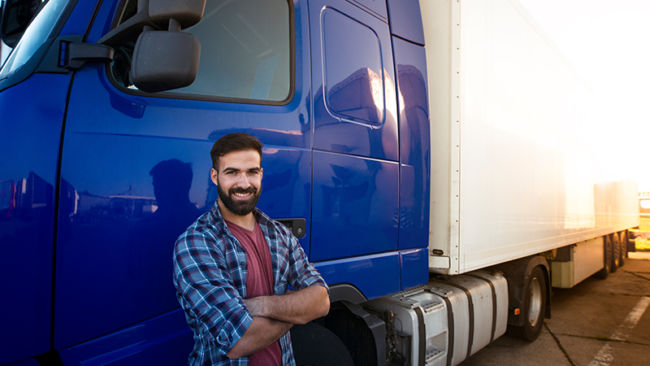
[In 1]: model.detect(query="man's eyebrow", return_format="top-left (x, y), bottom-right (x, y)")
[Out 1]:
top-left (222, 167), bottom-right (261, 172)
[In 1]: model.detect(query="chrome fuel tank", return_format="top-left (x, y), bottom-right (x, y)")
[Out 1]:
top-left (368, 270), bottom-right (508, 366)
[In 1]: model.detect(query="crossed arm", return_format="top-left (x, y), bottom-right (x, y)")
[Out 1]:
top-left (226, 285), bottom-right (329, 359)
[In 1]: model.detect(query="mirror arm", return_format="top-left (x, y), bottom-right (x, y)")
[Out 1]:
top-left (97, 0), bottom-right (206, 48)
top-left (37, 35), bottom-right (114, 73)
top-left (97, 0), bottom-right (161, 48)
top-left (169, 18), bottom-right (180, 32)
top-left (64, 42), bottom-right (114, 70)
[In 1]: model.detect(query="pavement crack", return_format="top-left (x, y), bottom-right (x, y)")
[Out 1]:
top-left (579, 292), bottom-right (650, 297)
top-left (545, 323), bottom-right (576, 366)
top-left (621, 269), bottom-right (650, 282)
top-left (557, 333), bottom-right (650, 346)
top-left (628, 272), bottom-right (650, 281)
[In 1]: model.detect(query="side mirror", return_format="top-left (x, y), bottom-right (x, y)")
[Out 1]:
top-left (98, 0), bottom-right (205, 93)
top-left (1, 0), bottom-right (41, 48)
top-left (130, 19), bottom-right (200, 93)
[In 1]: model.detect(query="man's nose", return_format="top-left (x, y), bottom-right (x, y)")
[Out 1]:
top-left (235, 173), bottom-right (252, 188)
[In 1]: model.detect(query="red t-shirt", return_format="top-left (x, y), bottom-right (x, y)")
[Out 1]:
top-left (226, 220), bottom-right (282, 366)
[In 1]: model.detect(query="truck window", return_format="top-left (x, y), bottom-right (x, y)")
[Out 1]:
top-left (110, 0), bottom-right (292, 103)
top-left (0, 0), bottom-right (70, 80)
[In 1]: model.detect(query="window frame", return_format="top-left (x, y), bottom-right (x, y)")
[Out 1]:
top-left (0, 0), bottom-right (79, 92)
top-left (104, 0), bottom-right (296, 106)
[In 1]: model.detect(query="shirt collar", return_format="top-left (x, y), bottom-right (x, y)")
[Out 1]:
top-left (209, 199), bottom-right (274, 231)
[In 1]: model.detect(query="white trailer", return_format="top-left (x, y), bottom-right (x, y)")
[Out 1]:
top-left (369, 1), bottom-right (638, 365)
top-left (424, 0), bottom-right (638, 277)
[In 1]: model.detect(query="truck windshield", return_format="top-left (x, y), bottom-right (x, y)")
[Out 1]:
top-left (0, 0), bottom-right (69, 80)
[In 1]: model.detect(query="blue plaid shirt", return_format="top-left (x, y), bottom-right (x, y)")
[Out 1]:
top-left (173, 201), bottom-right (328, 365)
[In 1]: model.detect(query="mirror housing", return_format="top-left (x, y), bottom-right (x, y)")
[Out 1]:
top-left (148, 0), bottom-right (205, 28)
top-left (1, 0), bottom-right (41, 48)
top-left (130, 20), bottom-right (200, 93)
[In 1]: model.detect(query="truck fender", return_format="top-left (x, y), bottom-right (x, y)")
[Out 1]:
top-left (329, 283), bottom-right (367, 304)
top-left (494, 255), bottom-right (551, 327)
top-left (341, 302), bottom-right (386, 366)
top-left (327, 284), bottom-right (386, 366)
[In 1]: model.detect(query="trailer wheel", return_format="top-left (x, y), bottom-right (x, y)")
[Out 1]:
top-left (507, 266), bottom-right (547, 341)
top-left (596, 236), bottom-right (612, 279)
top-left (619, 231), bottom-right (627, 267)
top-left (291, 322), bottom-right (354, 366)
top-left (611, 234), bottom-right (620, 273)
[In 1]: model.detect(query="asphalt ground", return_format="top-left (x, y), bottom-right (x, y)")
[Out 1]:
top-left (460, 253), bottom-right (650, 366)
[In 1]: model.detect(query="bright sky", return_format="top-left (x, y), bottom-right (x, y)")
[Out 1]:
top-left (517, 0), bottom-right (650, 191)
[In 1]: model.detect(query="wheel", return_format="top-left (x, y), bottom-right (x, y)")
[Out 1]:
top-left (291, 322), bottom-right (354, 366)
top-left (596, 236), bottom-right (612, 279)
top-left (619, 231), bottom-right (627, 267)
top-left (506, 266), bottom-right (547, 342)
top-left (611, 234), bottom-right (620, 273)
top-left (628, 231), bottom-right (637, 253)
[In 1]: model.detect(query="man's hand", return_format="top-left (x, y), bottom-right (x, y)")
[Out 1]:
top-left (244, 285), bottom-right (329, 325)
top-left (242, 297), bottom-right (265, 318)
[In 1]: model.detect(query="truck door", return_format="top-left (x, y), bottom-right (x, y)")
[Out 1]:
top-left (0, 0), bottom-right (99, 363)
top-left (53, 0), bottom-right (312, 360)
top-left (308, 0), bottom-right (399, 261)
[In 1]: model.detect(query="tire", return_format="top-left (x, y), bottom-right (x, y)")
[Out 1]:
top-left (619, 231), bottom-right (627, 267)
top-left (596, 235), bottom-right (612, 279)
top-left (506, 266), bottom-right (547, 342)
top-left (628, 231), bottom-right (637, 253)
top-left (291, 322), bottom-right (354, 366)
top-left (611, 234), bottom-right (620, 273)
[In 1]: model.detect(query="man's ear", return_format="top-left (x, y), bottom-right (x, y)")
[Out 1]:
top-left (210, 168), bottom-right (219, 186)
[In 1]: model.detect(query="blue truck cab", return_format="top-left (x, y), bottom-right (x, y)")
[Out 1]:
top-left (0, 0), bottom-right (429, 364)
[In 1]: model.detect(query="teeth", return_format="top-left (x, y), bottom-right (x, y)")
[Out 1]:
top-left (234, 192), bottom-right (250, 197)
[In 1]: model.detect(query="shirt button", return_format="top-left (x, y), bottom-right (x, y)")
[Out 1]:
top-left (240, 261), bottom-right (245, 266)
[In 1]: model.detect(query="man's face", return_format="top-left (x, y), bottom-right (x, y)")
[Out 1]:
top-left (211, 150), bottom-right (263, 216)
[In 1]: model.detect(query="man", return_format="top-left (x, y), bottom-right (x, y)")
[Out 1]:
top-left (174, 133), bottom-right (329, 365)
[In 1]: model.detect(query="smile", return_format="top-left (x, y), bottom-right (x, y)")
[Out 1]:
top-left (233, 192), bottom-right (252, 198)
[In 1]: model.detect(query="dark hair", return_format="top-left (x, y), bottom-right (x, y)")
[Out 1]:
top-left (210, 133), bottom-right (263, 170)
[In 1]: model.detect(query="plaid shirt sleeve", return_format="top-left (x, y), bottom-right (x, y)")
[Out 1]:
top-left (173, 228), bottom-right (253, 358)
top-left (281, 227), bottom-right (329, 293)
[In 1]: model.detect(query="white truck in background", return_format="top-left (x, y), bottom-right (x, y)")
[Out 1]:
top-left (367, 1), bottom-right (638, 365)
top-left (423, 0), bottom-right (638, 280)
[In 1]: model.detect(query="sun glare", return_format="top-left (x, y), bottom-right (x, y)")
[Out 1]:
top-left (517, 0), bottom-right (650, 191)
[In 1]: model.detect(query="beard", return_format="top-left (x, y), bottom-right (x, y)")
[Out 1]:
top-left (217, 181), bottom-right (261, 216)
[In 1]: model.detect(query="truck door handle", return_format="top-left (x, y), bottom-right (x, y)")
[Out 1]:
top-left (275, 218), bottom-right (307, 238)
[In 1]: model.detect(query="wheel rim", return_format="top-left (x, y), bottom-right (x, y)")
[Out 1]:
top-left (528, 277), bottom-right (542, 327)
